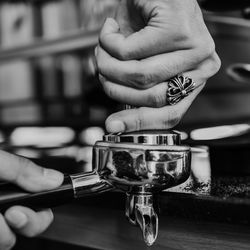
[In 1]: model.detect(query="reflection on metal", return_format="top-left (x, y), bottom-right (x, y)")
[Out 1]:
top-left (91, 141), bottom-right (190, 193)
top-left (103, 130), bottom-right (181, 146)
top-left (190, 124), bottom-right (250, 141)
top-left (10, 126), bottom-right (75, 147)
top-left (167, 146), bottom-right (211, 195)
top-left (191, 147), bottom-right (211, 189)
top-left (70, 172), bottom-right (114, 197)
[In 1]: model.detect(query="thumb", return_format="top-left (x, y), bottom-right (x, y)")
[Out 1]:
top-left (105, 106), bottom-right (181, 133)
top-left (0, 151), bottom-right (63, 192)
top-left (105, 85), bottom-right (204, 133)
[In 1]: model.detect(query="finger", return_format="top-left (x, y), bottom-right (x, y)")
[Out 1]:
top-left (100, 74), bottom-right (168, 108)
top-left (99, 17), bottom-right (208, 60)
top-left (100, 55), bottom-right (220, 108)
top-left (105, 84), bottom-right (204, 133)
top-left (0, 150), bottom-right (63, 192)
top-left (0, 214), bottom-right (16, 250)
top-left (96, 45), bottom-right (206, 90)
top-left (5, 206), bottom-right (53, 237)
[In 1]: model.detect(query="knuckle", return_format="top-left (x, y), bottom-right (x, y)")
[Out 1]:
top-left (146, 2), bottom-right (161, 18)
top-left (128, 70), bottom-right (153, 89)
top-left (115, 46), bottom-right (133, 61)
top-left (206, 37), bottom-right (216, 57)
top-left (95, 50), bottom-right (107, 76)
top-left (196, 36), bottom-right (216, 59)
top-left (135, 118), bottom-right (143, 131)
top-left (132, 108), bottom-right (146, 131)
top-left (148, 0), bottom-right (169, 15)
top-left (149, 93), bottom-right (166, 108)
top-left (205, 53), bottom-right (222, 78)
top-left (161, 110), bottom-right (181, 129)
top-left (211, 53), bottom-right (221, 74)
top-left (96, 57), bottom-right (105, 76)
top-left (24, 210), bottom-right (53, 237)
top-left (15, 157), bottom-right (44, 191)
top-left (100, 35), bottom-right (133, 60)
top-left (177, 22), bottom-right (193, 42)
top-left (102, 83), bottom-right (117, 100)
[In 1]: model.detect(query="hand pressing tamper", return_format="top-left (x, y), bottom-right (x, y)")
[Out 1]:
top-left (0, 130), bottom-right (191, 246)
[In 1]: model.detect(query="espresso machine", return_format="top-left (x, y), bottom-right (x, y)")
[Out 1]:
top-left (0, 128), bottom-right (191, 246)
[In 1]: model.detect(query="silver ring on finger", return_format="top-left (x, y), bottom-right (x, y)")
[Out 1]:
top-left (166, 74), bottom-right (196, 105)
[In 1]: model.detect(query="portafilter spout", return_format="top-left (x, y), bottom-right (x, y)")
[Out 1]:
top-left (126, 193), bottom-right (158, 246)
top-left (0, 130), bottom-right (191, 246)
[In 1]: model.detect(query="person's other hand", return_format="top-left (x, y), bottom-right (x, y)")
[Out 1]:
top-left (0, 151), bottom-right (63, 250)
top-left (96, 0), bottom-right (221, 132)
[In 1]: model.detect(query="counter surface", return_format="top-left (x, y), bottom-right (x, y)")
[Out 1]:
top-left (39, 191), bottom-right (250, 250)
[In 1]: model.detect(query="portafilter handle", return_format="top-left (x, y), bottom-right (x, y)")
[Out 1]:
top-left (0, 172), bottom-right (113, 214)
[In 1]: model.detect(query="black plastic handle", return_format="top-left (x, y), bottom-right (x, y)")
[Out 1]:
top-left (0, 175), bottom-right (74, 213)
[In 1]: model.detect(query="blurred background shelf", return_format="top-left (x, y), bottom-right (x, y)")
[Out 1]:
top-left (0, 30), bottom-right (99, 64)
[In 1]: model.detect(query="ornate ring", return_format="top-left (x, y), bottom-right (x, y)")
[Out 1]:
top-left (166, 74), bottom-right (196, 105)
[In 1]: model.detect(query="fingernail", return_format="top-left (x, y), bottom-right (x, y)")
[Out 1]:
top-left (107, 120), bottom-right (126, 133)
top-left (5, 210), bottom-right (28, 229)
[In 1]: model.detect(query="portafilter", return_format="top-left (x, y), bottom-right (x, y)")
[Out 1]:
top-left (0, 130), bottom-right (191, 246)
